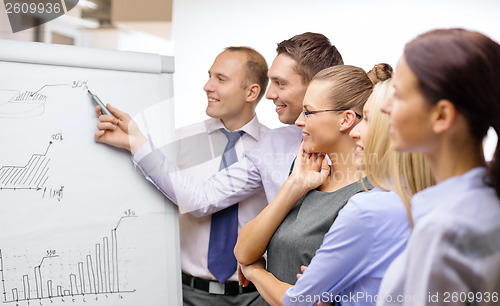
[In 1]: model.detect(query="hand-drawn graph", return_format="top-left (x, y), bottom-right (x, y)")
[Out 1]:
top-left (0, 82), bottom-right (87, 118)
top-left (0, 142), bottom-right (53, 191)
top-left (0, 212), bottom-right (138, 305)
top-left (0, 90), bottom-right (47, 118)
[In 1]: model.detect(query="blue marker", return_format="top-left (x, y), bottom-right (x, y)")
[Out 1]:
top-left (88, 89), bottom-right (113, 116)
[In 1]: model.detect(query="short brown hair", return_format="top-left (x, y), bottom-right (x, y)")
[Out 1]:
top-left (225, 46), bottom-right (269, 102)
top-left (277, 32), bottom-right (343, 84)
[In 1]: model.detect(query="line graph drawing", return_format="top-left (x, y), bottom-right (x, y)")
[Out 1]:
top-left (1, 212), bottom-right (138, 304)
top-left (0, 142), bottom-right (53, 191)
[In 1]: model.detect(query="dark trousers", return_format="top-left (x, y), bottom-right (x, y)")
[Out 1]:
top-left (182, 284), bottom-right (262, 306)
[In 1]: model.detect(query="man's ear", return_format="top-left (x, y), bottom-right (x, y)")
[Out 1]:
top-left (432, 99), bottom-right (456, 134)
top-left (246, 83), bottom-right (261, 103)
top-left (339, 110), bottom-right (359, 132)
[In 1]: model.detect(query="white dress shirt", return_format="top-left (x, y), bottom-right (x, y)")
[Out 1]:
top-left (136, 116), bottom-right (269, 281)
top-left (377, 167), bottom-right (500, 306)
top-left (133, 124), bottom-right (303, 216)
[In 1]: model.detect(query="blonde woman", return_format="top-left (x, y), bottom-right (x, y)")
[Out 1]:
top-left (238, 66), bottom-right (434, 306)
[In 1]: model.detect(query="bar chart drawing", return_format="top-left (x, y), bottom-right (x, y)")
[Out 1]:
top-left (0, 142), bottom-right (53, 191)
top-left (0, 213), bottom-right (138, 304)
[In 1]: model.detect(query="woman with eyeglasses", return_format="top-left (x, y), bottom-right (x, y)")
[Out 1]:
top-left (235, 64), bottom-right (387, 305)
top-left (377, 28), bottom-right (500, 306)
top-left (235, 65), bottom-right (435, 305)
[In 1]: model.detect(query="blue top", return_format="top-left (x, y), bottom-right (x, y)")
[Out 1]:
top-left (377, 167), bottom-right (500, 306)
top-left (284, 188), bottom-right (410, 306)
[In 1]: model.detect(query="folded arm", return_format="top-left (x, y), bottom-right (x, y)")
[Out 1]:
top-left (239, 203), bottom-right (373, 306)
top-left (282, 201), bottom-right (373, 305)
top-left (239, 258), bottom-right (292, 306)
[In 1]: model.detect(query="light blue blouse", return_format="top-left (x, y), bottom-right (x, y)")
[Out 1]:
top-left (284, 188), bottom-right (410, 306)
top-left (377, 167), bottom-right (500, 306)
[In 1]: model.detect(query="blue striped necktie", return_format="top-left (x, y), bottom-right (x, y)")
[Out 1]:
top-left (207, 129), bottom-right (244, 283)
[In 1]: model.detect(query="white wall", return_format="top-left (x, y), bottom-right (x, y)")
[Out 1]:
top-left (172, 0), bottom-right (500, 131)
top-left (83, 25), bottom-right (173, 54)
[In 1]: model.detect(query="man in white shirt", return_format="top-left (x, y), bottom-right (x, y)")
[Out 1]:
top-left (96, 46), bottom-right (269, 305)
top-left (95, 33), bottom-right (344, 304)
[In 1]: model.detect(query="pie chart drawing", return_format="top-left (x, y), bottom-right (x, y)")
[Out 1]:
top-left (0, 90), bottom-right (47, 118)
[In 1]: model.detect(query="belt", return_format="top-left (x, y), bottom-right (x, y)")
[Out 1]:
top-left (182, 272), bottom-right (257, 296)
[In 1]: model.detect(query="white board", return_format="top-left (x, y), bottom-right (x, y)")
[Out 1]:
top-left (0, 39), bottom-right (181, 306)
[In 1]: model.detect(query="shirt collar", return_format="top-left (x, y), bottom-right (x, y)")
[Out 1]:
top-left (205, 115), bottom-right (262, 141)
top-left (411, 167), bottom-right (487, 224)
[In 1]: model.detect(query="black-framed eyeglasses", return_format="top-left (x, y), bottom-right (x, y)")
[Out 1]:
top-left (303, 108), bottom-right (362, 119)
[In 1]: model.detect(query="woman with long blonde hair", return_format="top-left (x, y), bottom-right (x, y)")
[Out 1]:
top-left (363, 68), bottom-right (434, 228)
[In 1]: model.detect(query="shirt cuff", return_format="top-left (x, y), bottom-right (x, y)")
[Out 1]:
top-left (133, 141), bottom-right (153, 163)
